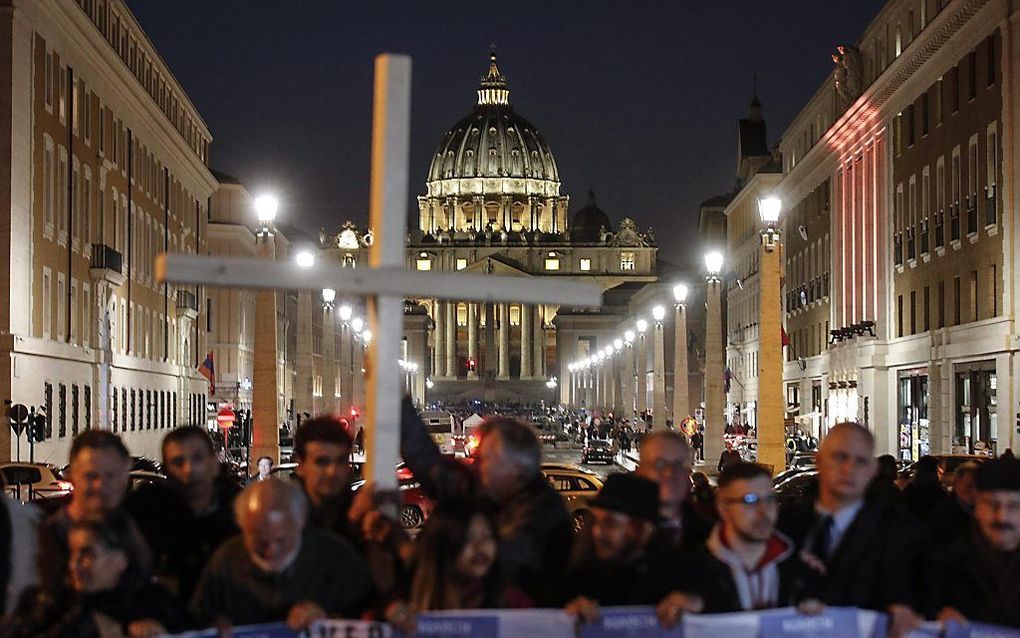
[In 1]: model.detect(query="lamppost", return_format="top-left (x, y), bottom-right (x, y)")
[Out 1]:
top-left (338, 303), bottom-right (353, 417)
top-left (321, 288), bottom-right (337, 416)
top-left (603, 344), bottom-right (615, 413)
top-left (351, 317), bottom-right (365, 422)
top-left (623, 329), bottom-right (636, 422)
top-left (252, 194), bottom-right (281, 463)
top-left (652, 305), bottom-right (667, 429)
top-left (672, 283), bottom-right (690, 430)
top-left (758, 195), bottom-right (786, 473)
top-left (613, 338), bottom-right (624, 414)
top-left (636, 318), bottom-right (648, 425)
top-left (704, 250), bottom-right (725, 469)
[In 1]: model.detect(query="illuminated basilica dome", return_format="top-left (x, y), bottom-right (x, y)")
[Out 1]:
top-left (418, 52), bottom-right (569, 235)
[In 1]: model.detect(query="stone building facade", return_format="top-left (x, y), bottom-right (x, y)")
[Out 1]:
top-left (777, 0), bottom-right (1020, 458)
top-left (0, 0), bottom-right (214, 462)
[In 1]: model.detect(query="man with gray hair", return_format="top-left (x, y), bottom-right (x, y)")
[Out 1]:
top-left (400, 399), bottom-right (572, 602)
top-left (190, 479), bottom-right (372, 631)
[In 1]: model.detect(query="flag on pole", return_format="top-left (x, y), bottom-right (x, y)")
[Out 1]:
top-left (723, 366), bottom-right (732, 393)
top-left (781, 326), bottom-right (791, 347)
top-left (198, 352), bottom-right (215, 395)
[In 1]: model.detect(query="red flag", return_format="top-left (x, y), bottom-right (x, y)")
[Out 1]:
top-left (198, 352), bottom-right (215, 394)
top-left (781, 327), bottom-right (790, 347)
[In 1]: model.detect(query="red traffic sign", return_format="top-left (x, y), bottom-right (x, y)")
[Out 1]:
top-left (216, 407), bottom-right (236, 428)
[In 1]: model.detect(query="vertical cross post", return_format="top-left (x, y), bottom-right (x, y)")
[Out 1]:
top-left (365, 54), bottom-right (412, 495)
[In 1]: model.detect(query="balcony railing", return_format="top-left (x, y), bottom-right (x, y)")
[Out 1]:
top-left (920, 221), bottom-right (929, 254)
top-left (894, 234), bottom-right (903, 266)
top-left (907, 229), bottom-right (916, 260)
top-left (176, 290), bottom-right (198, 317)
top-left (985, 187), bottom-right (997, 226)
top-left (966, 196), bottom-right (978, 234)
top-left (91, 243), bottom-right (123, 274)
top-left (950, 204), bottom-right (960, 242)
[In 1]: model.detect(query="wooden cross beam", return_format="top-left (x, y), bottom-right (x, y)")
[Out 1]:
top-left (156, 54), bottom-right (601, 493)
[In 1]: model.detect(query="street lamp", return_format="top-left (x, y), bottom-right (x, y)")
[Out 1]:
top-left (636, 318), bottom-right (648, 334)
top-left (614, 338), bottom-right (623, 350)
top-left (362, 329), bottom-right (373, 344)
top-left (351, 317), bottom-right (364, 333)
top-left (295, 250), bottom-right (316, 269)
top-left (758, 196), bottom-right (782, 252)
top-left (321, 288), bottom-right (336, 306)
top-left (673, 283), bottom-right (688, 305)
top-left (705, 251), bottom-right (724, 280)
top-left (672, 282), bottom-right (690, 429)
top-left (758, 194), bottom-right (786, 472)
top-left (254, 194), bottom-right (278, 225)
top-left (625, 329), bottom-right (635, 344)
top-left (652, 305), bottom-right (666, 323)
top-left (338, 304), bottom-right (353, 322)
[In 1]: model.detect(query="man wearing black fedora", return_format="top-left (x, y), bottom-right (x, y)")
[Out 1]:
top-left (560, 473), bottom-right (696, 610)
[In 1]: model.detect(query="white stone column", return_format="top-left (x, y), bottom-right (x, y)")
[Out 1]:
top-left (622, 340), bottom-right (635, 419)
top-left (520, 304), bottom-right (532, 379)
top-left (533, 305), bottom-right (544, 378)
top-left (352, 333), bottom-right (365, 417)
top-left (498, 303), bottom-right (510, 379)
top-left (322, 305), bottom-right (337, 416)
top-left (673, 304), bottom-right (690, 423)
top-left (434, 300), bottom-right (446, 379)
top-left (637, 330), bottom-right (648, 419)
top-left (295, 290), bottom-right (314, 420)
top-left (445, 301), bottom-right (456, 378)
top-left (467, 303), bottom-right (478, 378)
top-left (339, 321), bottom-right (352, 417)
top-left (653, 320), bottom-right (667, 429)
top-left (705, 279), bottom-right (726, 467)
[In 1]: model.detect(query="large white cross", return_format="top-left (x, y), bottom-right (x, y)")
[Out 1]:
top-left (156, 54), bottom-right (601, 494)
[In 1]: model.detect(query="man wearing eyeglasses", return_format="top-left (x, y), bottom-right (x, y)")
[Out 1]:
top-left (682, 462), bottom-right (799, 612)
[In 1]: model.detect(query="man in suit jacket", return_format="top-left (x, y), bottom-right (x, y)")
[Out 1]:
top-left (778, 422), bottom-right (924, 635)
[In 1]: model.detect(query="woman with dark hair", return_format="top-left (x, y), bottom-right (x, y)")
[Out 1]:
top-left (5, 510), bottom-right (189, 637)
top-left (384, 501), bottom-right (530, 633)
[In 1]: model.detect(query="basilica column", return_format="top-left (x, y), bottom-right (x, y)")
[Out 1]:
top-left (498, 303), bottom-right (510, 379)
top-left (636, 321), bottom-right (649, 420)
top-left (484, 303), bottom-right (496, 376)
top-left (467, 303), bottom-right (478, 378)
top-left (520, 304), bottom-right (532, 379)
top-left (295, 290), bottom-right (314, 420)
top-left (433, 301), bottom-right (446, 379)
top-left (622, 333), bottom-right (635, 419)
top-left (445, 301), bottom-right (456, 378)
top-left (322, 299), bottom-right (337, 416)
top-left (533, 305), bottom-right (544, 378)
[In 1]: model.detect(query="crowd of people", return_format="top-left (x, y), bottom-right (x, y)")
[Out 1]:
top-left (1, 404), bottom-right (1019, 636)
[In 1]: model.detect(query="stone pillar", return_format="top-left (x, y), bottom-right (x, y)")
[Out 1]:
top-left (498, 303), bottom-right (510, 379)
top-left (622, 342), bottom-right (635, 420)
top-left (520, 304), bottom-right (532, 379)
top-left (445, 301), bottom-right (456, 378)
top-left (484, 303), bottom-right (496, 375)
top-left (612, 352), bottom-right (624, 415)
top-left (295, 290), bottom-right (314, 422)
top-left (467, 303), bottom-right (478, 378)
top-left (705, 279), bottom-right (726, 467)
top-left (339, 321), bottom-right (352, 417)
top-left (533, 305), bottom-right (545, 378)
top-left (673, 304), bottom-right (690, 424)
top-left (434, 300), bottom-right (445, 379)
top-left (653, 320), bottom-right (667, 429)
top-left (759, 241), bottom-right (786, 472)
top-left (322, 305), bottom-right (337, 416)
top-left (637, 332), bottom-right (648, 419)
top-left (352, 333), bottom-right (365, 417)
top-left (253, 234), bottom-right (281, 463)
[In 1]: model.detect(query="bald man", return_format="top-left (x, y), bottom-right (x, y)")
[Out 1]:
top-left (190, 479), bottom-right (372, 630)
top-left (778, 423), bottom-right (924, 629)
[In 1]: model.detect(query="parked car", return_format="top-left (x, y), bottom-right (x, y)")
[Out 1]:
top-left (775, 470), bottom-right (818, 509)
top-left (128, 470), bottom-right (167, 493)
top-left (581, 439), bottom-right (615, 465)
top-left (540, 464), bottom-right (605, 532)
top-left (351, 469), bottom-right (433, 530)
top-left (1, 462), bottom-right (73, 502)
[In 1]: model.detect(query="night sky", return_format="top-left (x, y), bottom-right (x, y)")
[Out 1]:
top-left (129, 1), bottom-right (885, 254)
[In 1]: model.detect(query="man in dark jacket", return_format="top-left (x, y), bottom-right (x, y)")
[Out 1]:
top-left (125, 426), bottom-right (239, 601)
top-left (925, 461), bottom-right (979, 545)
top-left (924, 456), bottom-right (1020, 627)
top-left (684, 463), bottom-right (802, 613)
top-left (778, 422), bottom-right (924, 634)
top-left (563, 474), bottom-right (687, 606)
top-left (399, 399), bottom-right (571, 601)
top-left (635, 431), bottom-right (713, 553)
top-left (293, 415), bottom-right (357, 543)
top-left (866, 454), bottom-right (902, 507)
top-left (190, 479), bottom-right (372, 630)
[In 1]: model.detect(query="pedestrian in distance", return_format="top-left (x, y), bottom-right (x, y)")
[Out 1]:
top-left (252, 456), bottom-right (274, 482)
top-left (902, 455), bottom-right (947, 520)
top-left (925, 461), bottom-right (979, 546)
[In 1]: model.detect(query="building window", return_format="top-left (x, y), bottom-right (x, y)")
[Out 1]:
top-left (968, 51), bottom-right (977, 100)
top-left (579, 258), bottom-right (591, 271)
top-left (544, 257), bottom-right (560, 271)
top-left (84, 385), bottom-right (91, 431)
top-left (987, 36), bottom-right (997, 86)
top-left (416, 252), bottom-right (432, 271)
top-left (510, 305), bottom-right (521, 326)
top-left (897, 295), bottom-right (903, 337)
top-left (121, 388), bottom-right (127, 432)
top-left (920, 93), bottom-right (929, 136)
top-left (910, 291), bottom-right (916, 335)
top-left (71, 385), bottom-right (80, 436)
top-left (42, 268), bottom-right (52, 339)
top-left (935, 77), bottom-right (943, 124)
top-left (620, 252), bottom-right (636, 271)
top-left (58, 383), bottom-right (66, 438)
top-left (923, 286), bottom-right (930, 332)
top-left (456, 258), bottom-right (467, 270)
top-left (130, 388), bottom-right (136, 431)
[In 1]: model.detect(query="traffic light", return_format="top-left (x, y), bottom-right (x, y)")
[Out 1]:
top-left (28, 413), bottom-right (47, 443)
